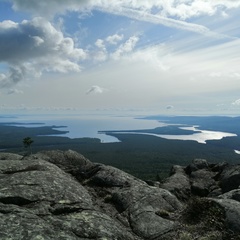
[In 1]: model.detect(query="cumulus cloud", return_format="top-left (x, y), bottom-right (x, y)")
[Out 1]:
top-left (232, 99), bottom-right (240, 106)
top-left (106, 34), bottom-right (124, 45)
top-left (112, 36), bottom-right (139, 60)
top-left (166, 105), bottom-right (174, 110)
top-left (95, 39), bottom-right (105, 49)
top-left (0, 17), bottom-right (87, 87)
top-left (0, 73), bottom-right (7, 86)
top-left (7, 88), bottom-right (23, 95)
top-left (93, 39), bottom-right (107, 62)
top-left (86, 85), bottom-right (106, 95)
top-left (92, 34), bottom-right (137, 62)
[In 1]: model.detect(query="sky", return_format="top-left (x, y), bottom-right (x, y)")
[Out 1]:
top-left (0, 0), bottom-right (240, 115)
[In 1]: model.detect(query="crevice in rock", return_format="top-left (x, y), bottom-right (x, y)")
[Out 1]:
top-left (83, 165), bottom-right (102, 179)
top-left (12, 183), bottom-right (39, 186)
top-left (162, 194), bottom-right (180, 211)
top-left (50, 207), bottom-right (84, 215)
top-left (0, 209), bottom-right (12, 214)
top-left (0, 196), bottom-right (35, 206)
top-left (4, 165), bottom-right (46, 174)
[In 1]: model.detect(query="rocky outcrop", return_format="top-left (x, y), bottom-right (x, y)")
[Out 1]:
top-left (160, 165), bottom-right (191, 201)
top-left (160, 157), bottom-right (240, 238)
top-left (220, 165), bottom-right (240, 193)
top-left (0, 150), bottom-right (183, 240)
top-left (1, 150), bottom-right (240, 239)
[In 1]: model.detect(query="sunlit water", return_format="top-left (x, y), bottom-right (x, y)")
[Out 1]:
top-left (0, 114), bottom-right (161, 143)
top-left (113, 125), bottom-right (237, 144)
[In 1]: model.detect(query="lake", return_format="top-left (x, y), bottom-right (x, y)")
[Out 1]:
top-left (0, 113), bottom-right (238, 144)
top-left (0, 114), bottom-right (161, 142)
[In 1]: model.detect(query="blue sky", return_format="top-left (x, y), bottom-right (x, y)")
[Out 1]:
top-left (0, 0), bottom-right (240, 115)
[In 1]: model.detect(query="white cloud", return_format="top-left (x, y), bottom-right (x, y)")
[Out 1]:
top-left (0, 73), bottom-right (6, 80)
top-left (95, 39), bottom-right (105, 49)
top-left (0, 17), bottom-right (87, 87)
top-left (7, 88), bottom-right (23, 95)
top-left (123, 44), bottom-right (170, 71)
top-left (9, 0), bottom-right (240, 38)
top-left (91, 35), bottom-right (139, 62)
top-left (11, 0), bottom-right (89, 17)
top-left (106, 34), bottom-right (124, 45)
top-left (98, 1), bottom-right (240, 20)
top-left (10, 0), bottom-right (240, 19)
top-left (93, 39), bottom-right (108, 62)
top-left (31, 36), bottom-right (44, 46)
top-left (93, 51), bottom-right (108, 62)
top-left (103, 7), bottom-right (211, 34)
top-left (166, 105), bottom-right (174, 110)
top-left (86, 85), bottom-right (106, 95)
top-left (232, 99), bottom-right (240, 106)
top-left (112, 35), bottom-right (139, 60)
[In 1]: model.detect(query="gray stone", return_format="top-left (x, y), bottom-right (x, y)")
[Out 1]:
top-left (219, 189), bottom-right (240, 202)
top-left (0, 159), bottom-right (92, 208)
top-left (0, 156), bottom-right (138, 239)
top-left (185, 159), bottom-right (209, 174)
top-left (193, 158), bottom-right (209, 168)
top-left (1, 150), bottom-right (240, 239)
top-left (190, 169), bottom-right (218, 197)
top-left (212, 198), bottom-right (240, 233)
top-left (161, 165), bottom-right (191, 201)
top-left (86, 164), bottom-right (144, 187)
top-left (220, 165), bottom-right (240, 193)
top-left (112, 184), bottom-right (182, 239)
top-left (0, 152), bottom-right (22, 160)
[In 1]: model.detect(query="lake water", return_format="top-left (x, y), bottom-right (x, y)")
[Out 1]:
top-left (0, 114), bottom-right (161, 142)
top-left (0, 114), bottom-right (237, 144)
top-left (113, 125), bottom-right (237, 144)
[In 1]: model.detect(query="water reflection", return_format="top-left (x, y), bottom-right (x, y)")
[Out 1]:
top-left (111, 125), bottom-right (237, 144)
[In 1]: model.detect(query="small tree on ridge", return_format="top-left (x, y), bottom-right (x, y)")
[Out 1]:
top-left (23, 137), bottom-right (34, 155)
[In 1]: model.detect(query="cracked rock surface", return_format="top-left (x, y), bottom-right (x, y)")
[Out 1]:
top-left (1, 150), bottom-right (240, 239)
top-left (0, 150), bottom-right (182, 239)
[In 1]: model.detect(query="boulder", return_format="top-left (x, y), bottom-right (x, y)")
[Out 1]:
top-left (160, 165), bottom-right (191, 201)
top-left (185, 158), bottom-right (209, 174)
top-left (190, 169), bottom-right (218, 197)
top-left (0, 155), bottom-right (138, 239)
top-left (86, 163), bottom-right (144, 187)
top-left (112, 185), bottom-right (182, 239)
top-left (218, 189), bottom-right (240, 202)
top-left (0, 150), bottom-right (184, 239)
top-left (0, 152), bottom-right (23, 160)
top-left (85, 162), bottom-right (183, 239)
top-left (212, 198), bottom-right (240, 233)
top-left (0, 159), bottom-right (92, 208)
top-left (26, 149), bottom-right (95, 181)
top-left (220, 165), bottom-right (240, 193)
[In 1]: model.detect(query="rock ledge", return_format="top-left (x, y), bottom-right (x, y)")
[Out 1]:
top-left (0, 151), bottom-right (240, 239)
